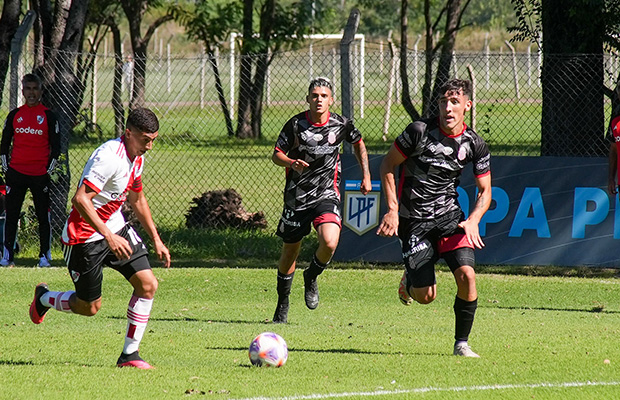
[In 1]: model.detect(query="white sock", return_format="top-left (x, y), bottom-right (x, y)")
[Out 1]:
top-left (41, 291), bottom-right (74, 312)
top-left (123, 295), bottom-right (153, 355)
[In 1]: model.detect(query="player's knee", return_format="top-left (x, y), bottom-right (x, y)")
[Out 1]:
top-left (75, 300), bottom-right (101, 316)
top-left (140, 277), bottom-right (158, 298)
top-left (455, 266), bottom-right (476, 286)
top-left (412, 287), bottom-right (436, 304)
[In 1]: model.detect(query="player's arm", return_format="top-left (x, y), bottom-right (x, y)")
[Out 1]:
top-left (72, 183), bottom-right (133, 260)
top-left (458, 173), bottom-right (492, 249)
top-left (128, 189), bottom-right (171, 268)
top-left (608, 143), bottom-right (617, 195)
top-left (376, 144), bottom-right (405, 237)
top-left (0, 110), bottom-right (17, 173)
top-left (46, 111), bottom-right (61, 175)
top-left (353, 138), bottom-right (371, 195)
top-left (272, 148), bottom-right (308, 173)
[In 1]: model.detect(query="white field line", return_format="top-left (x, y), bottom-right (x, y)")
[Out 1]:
top-left (235, 381), bottom-right (620, 400)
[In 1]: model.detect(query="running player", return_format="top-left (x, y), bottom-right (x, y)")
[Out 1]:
top-left (0, 73), bottom-right (60, 267)
top-left (29, 107), bottom-right (171, 369)
top-left (377, 79), bottom-right (491, 357)
top-left (272, 77), bottom-right (371, 323)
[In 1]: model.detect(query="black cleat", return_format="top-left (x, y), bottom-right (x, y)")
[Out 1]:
top-left (272, 302), bottom-right (289, 323)
top-left (29, 283), bottom-right (50, 324)
top-left (303, 269), bottom-right (319, 310)
top-left (116, 350), bottom-right (154, 369)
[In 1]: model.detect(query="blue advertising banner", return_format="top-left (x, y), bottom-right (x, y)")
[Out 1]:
top-left (334, 155), bottom-right (619, 267)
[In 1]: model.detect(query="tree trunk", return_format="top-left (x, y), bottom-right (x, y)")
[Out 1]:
top-left (207, 48), bottom-right (234, 137)
top-left (541, 0), bottom-right (606, 156)
top-left (399, 0), bottom-right (419, 121)
top-left (0, 0), bottom-right (21, 109)
top-left (236, 0), bottom-right (255, 139)
top-left (107, 20), bottom-right (125, 137)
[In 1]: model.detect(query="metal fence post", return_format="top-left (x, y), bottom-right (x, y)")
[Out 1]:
top-left (340, 8), bottom-right (360, 154)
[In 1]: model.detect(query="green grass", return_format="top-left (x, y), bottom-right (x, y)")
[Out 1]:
top-left (1, 267), bottom-right (620, 399)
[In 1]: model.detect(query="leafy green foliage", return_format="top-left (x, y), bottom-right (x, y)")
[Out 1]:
top-left (507, 0), bottom-right (542, 47)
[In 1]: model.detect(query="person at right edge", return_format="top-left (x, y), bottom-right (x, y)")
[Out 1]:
top-left (377, 79), bottom-right (492, 358)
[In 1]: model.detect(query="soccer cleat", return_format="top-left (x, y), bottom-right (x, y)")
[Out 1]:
top-left (398, 271), bottom-right (413, 306)
top-left (116, 351), bottom-right (154, 369)
top-left (303, 269), bottom-right (319, 310)
top-left (453, 342), bottom-right (480, 358)
top-left (272, 302), bottom-right (289, 324)
top-left (29, 283), bottom-right (50, 324)
top-left (38, 255), bottom-right (51, 268)
top-left (0, 257), bottom-right (14, 267)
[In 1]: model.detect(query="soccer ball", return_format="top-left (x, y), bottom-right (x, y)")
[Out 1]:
top-left (248, 332), bottom-right (288, 367)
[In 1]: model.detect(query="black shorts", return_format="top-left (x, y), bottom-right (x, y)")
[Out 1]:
top-left (276, 199), bottom-right (342, 243)
top-left (399, 210), bottom-right (475, 288)
top-left (62, 225), bottom-right (150, 302)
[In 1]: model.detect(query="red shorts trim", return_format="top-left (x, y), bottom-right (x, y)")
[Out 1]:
top-left (438, 233), bottom-right (473, 254)
top-left (313, 213), bottom-right (341, 229)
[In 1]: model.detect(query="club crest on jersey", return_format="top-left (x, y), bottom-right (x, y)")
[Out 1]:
top-left (17, 117), bottom-right (23, 123)
top-left (328, 132), bottom-right (336, 144)
top-left (343, 180), bottom-right (381, 236)
top-left (37, 115), bottom-right (45, 124)
top-left (458, 146), bottom-right (467, 161)
top-left (71, 270), bottom-right (80, 282)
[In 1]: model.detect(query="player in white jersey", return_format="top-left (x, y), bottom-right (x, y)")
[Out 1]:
top-left (29, 108), bottom-right (171, 369)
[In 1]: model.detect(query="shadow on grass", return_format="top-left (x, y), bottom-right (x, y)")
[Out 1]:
top-left (206, 345), bottom-right (430, 356)
top-left (0, 360), bottom-right (34, 366)
top-left (489, 305), bottom-right (620, 314)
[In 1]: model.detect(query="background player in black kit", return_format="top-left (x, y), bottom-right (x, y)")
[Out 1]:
top-left (0, 73), bottom-right (60, 267)
top-left (271, 77), bottom-right (371, 323)
top-left (377, 79), bottom-right (491, 357)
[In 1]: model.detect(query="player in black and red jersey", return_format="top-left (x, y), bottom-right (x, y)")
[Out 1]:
top-left (607, 83), bottom-right (620, 195)
top-left (0, 74), bottom-right (60, 267)
top-left (271, 77), bottom-right (371, 323)
top-left (377, 79), bottom-right (492, 357)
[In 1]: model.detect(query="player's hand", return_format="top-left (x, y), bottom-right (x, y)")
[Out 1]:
top-left (290, 159), bottom-right (309, 173)
top-left (106, 233), bottom-right (133, 260)
top-left (376, 210), bottom-right (399, 237)
top-left (458, 219), bottom-right (485, 249)
top-left (360, 176), bottom-right (372, 195)
top-left (153, 238), bottom-right (171, 268)
top-left (608, 178), bottom-right (618, 195)
top-left (47, 158), bottom-right (58, 176)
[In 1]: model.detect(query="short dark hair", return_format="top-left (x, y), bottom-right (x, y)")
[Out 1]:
top-left (22, 73), bottom-right (42, 89)
top-left (308, 77), bottom-right (334, 95)
top-left (126, 108), bottom-right (159, 133)
top-left (438, 79), bottom-right (472, 99)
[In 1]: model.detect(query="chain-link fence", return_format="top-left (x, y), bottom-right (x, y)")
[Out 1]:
top-left (2, 39), bottom-right (619, 254)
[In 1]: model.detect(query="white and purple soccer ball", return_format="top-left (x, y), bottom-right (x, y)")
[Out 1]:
top-left (249, 332), bottom-right (288, 367)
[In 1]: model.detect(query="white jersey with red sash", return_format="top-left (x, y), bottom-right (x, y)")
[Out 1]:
top-left (61, 136), bottom-right (143, 245)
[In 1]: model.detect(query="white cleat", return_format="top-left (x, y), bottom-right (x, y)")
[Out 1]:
top-left (453, 343), bottom-right (480, 358)
top-left (398, 271), bottom-right (413, 306)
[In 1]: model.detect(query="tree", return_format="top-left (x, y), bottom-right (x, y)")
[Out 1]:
top-left (509, 0), bottom-right (614, 156)
top-left (30, 0), bottom-right (91, 231)
top-left (171, 1), bottom-right (241, 137)
top-left (399, 0), bottom-right (472, 121)
top-left (120, 0), bottom-right (173, 109)
top-left (0, 0), bottom-right (22, 109)
top-left (235, 0), bottom-right (310, 139)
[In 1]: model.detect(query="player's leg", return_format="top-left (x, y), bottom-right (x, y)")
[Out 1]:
top-left (272, 206), bottom-right (310, 323)
top-left (303, 213), bottom-right (341, 310)
top-left (112, 226), bottom-right (156, 369)
top-left (443, 244), bottom-right (479, 358)
top-left (273, 241), bottom-right (302, 323)
top-left (399, 220), bottom-right (439, 305)
top-left (29, 243), bottom-right (103, 324)
top-left (30, 173), bottom-right (52, 266)
top-left (2, 169), bottom-right (28, 265)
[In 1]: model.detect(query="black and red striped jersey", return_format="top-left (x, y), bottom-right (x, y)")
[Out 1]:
top-left (274, 111), bottom-right (362, 211)
top-left (1, 103), bottom-right (60, 176)
top-left (394, 117), bottom-right (491, 221)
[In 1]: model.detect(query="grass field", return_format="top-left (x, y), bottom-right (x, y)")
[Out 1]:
top-left (1, 266), bottom-right (620, 399)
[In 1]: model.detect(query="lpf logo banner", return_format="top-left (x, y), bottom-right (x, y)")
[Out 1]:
top-left (343, 180), bottom-right (381, 236)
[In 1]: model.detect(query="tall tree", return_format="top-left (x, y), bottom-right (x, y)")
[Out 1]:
top-left (509, 0), bottom-right (614, 156)
top-left (171, 1), bottom-right (241, 137)
top-left (120, 0), bottom-right (173, 109)
top-left (0, 0), bottom-right (22, 109)
top-left (236, 0), bottom-right (309, 139)
top-left (400, 0), bottom-right (472, 120)
top-left (30, 0), bottom-right (91, 231)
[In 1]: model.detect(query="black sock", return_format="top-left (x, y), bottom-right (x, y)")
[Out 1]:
top-left (305, 254), bottom-right (328, 280)
top-left (454, 296), bottom-right (478, 343)
top-left (276, 271), bottom-right (294, 306)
